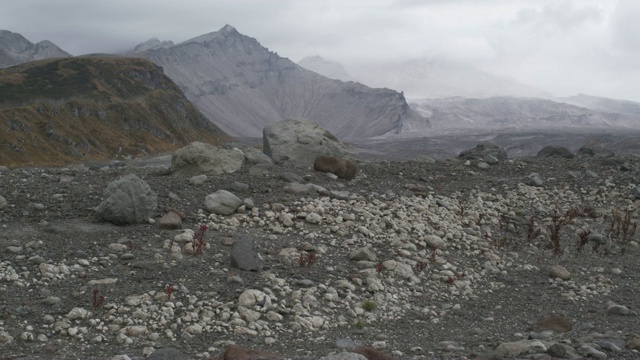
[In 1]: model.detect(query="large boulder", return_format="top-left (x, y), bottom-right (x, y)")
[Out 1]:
top-left (95, 174), bottom-right (157, 225)
top-left (458, 142), bottom-right (507, 162)
top-left (171, 142), bottom-right (244, 176)
top-left (263, 119), bottom-right (349, 168)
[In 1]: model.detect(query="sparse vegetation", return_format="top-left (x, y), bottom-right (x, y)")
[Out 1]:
top-left (362, 299), bottom-right (377, 312)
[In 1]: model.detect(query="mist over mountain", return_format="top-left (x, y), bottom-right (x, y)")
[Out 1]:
top-left (0, 56), bottom-right (227, 167)
top-left (555, 94), bottom-right (640, 116)
top-left (351, 57), bottom-right (551, 100)
top-left (0, 30), bottom-right (71, 68)
top-left (297, 56), bottom-right (358, 82)
top-left (408, 97), bottom-right (640, 135)
top-left (133, 25), bottom-right (428, 139)
top-left (133, 38), bottom-right (175, 52)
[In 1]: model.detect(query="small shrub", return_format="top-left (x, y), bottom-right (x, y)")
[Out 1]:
top-left (354, 320), bottom-right (367, 329)
top-left (362, 300), bottom-right (377, 312)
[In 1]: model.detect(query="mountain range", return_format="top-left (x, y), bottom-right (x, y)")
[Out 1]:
top-left (131, 25), bottom-right (428, 139)
top-left (2, 25), bottom-right (640, 156)
top-left (0, 30), bottom-right (70, 69)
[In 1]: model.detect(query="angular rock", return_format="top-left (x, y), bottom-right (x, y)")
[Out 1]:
top-left (205, 190), bottom-right (242, 215)
top-left (493, 340), bottom-right (547, 357)
top-left (549, 265), bottom-right (570, 280)
top-left (158, 212), bottom-right (182, 230)
top-left (189, 174), bottom-right (207, 185)
top-left (95, 174), bottom-right (157, 225)
top-left (219, 345), bottom-right (284, 360)
top-left (314, 155), bottom-right (358, 180)
top-left (263, 119), bottom-right (349, 168)
top-left (349, 247), bottom-right (377, 262)
top-left (537, 146), bottom-right (574, 159)
top-left (239, 146), bottom-right (274, 165)
top-left (172, 142), bottom-right (244, 176)
top-left (527, 173), bottom-right (544, 187)
top-left (146, 347), bottom-right (188, 360)
top-left (0, 195), bottom-right (6, 209)
top-left (230, 235), bottom-right (262, 271)
top-left (534, 314), bottom-right (572, 332)
top-left (284, 182), bottom-right (316, 195)
top-left (459, 142), bottom-right (507, 161)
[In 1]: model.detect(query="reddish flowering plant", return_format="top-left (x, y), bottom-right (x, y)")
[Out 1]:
top-left (92, 288), bottom-right (106, 311)
top-left (192, 224), bottom-right (208, 255)
top-left (165, 284), bottom-right (174, 301)
top-left (298, 252), bottom-right (318, 267)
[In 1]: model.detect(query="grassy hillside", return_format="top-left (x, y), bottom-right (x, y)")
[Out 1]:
top-left (0, 56), bottom-right (228, 167)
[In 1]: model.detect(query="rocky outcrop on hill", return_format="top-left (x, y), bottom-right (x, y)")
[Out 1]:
top-left (0, 30), bottom-right (71, 68)
top-left (0, 56), bottom-right (228, 167)
top-left (134, 25), bottom-right (428, 139)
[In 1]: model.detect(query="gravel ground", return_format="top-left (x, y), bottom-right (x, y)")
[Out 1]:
top-left (0, 152), bottom-right (639, 360)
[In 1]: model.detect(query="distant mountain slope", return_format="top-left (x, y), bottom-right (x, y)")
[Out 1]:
top-left (297, 55), bottom-right (358, 82)
top-left (134, 25), bottom-right (428, 139)
top-left (408, 97), bottom-right (640, 135)
top-left (352, 57), bottom-right (551, 100)
top-left (0, 30), bottom-right (71, 68)
top-left (0, 56), bottom-right (227, 167)
top-left (556, 94), bottom-right (640, 115)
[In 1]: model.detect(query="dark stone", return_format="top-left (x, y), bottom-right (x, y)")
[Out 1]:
top-left (537, 146), bottom-right (574, 159)
top-left (459, 142), bottom-right (507, 161)
top-left (230, 235), bottom-right (263, 272)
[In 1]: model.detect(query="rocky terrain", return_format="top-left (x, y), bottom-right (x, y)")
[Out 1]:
top-left (1, 134), bottom-right (639, 360)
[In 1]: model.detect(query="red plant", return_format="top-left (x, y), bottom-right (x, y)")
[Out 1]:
top-left (375, 261), bottom-right (384, 274)
top-left (192, 224), bottom-right (208, 255)
top-left (165, 283), bottom-right (174, 301)
top-left (92, 288), bottom-right (105, 311)
top-left (429, 244), bottom-right (439, 261)
top-left (298, 252), bottom-right (318, 267)
top-left (446, 276), bottom-right (455, 284)
top-left (415, 261), bottom-right (427, 273)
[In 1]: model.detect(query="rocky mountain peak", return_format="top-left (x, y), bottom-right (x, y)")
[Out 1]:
top-left (133, 37), bottom-right (175, 52)
top-left (140, 25), bottom-right (428, 139)
top-left (0, 30), bottom-right (70, 68)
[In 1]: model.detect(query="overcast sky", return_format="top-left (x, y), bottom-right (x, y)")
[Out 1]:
top-left (3, 0), bottom-right (640, 101)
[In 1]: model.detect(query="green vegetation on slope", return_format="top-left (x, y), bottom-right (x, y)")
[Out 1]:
top-left (0, 56), bottom-right (228, 167)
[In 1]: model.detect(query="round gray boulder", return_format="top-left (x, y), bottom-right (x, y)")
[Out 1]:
top-left (95, 174), bottom-right (157, 225)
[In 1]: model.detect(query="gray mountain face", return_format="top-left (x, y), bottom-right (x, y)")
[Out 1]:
top-left (0, 30), bottom-right (71, 68)
top-left (298, 55), bottom-right (358, 82)
top-left (133, 38), bottom-right (175, 52)
top-left (352, 57), bottom-right (551, 100)
top-left (556, 94), bottom-right (640, 115)
top-left (407, 97), bottom-right (640, 136)
top-left (137, 25), bottom-right (428, 139)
